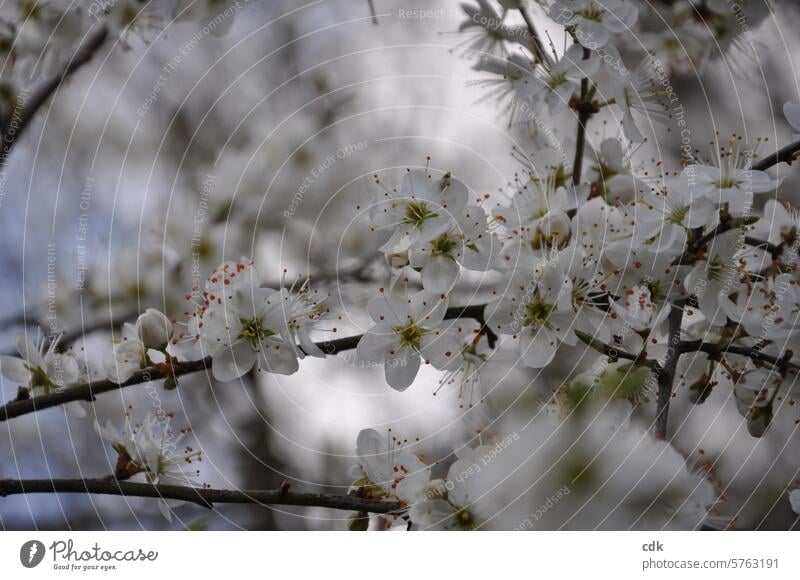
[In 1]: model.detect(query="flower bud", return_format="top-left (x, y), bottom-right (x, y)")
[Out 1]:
top-left (747, 404), bottom-right (773, 438)
top-left (136, 309), bottom-right (173, 349)
top-left (388, 252), bottom-right (409, 269)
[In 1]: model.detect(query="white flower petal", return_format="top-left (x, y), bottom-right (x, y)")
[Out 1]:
top-left (519, 327), bottom-right (558, 368)
top-left (420, 331), bottom-right (462, 370)
top-left (356, 326), bottom-right (397, 363)
top-left (421, 257), bottom-right (460, 294)
top-left (0, 356), bottom-right (32, 385)
top-left (258, 338), bottom-right (299, 375)
top-left (356, 428), bottom-right (389, 485)
top-left (385, 349), bottom-right (420, 391)
top-left (105, 341), bottom-right (146, 384)
top-left (212, 341), bottom-right (256, 382)
top-left (16, 333), bottom-right (42, 368)
top-left (790, 489), bottom-right (800, 515)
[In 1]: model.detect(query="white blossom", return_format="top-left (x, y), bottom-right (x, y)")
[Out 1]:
top-left (351, 428), bottom-right (430, 505)
top-left (368, 168), bottom-right (470, 255)
top-left (486, 257), bottom-right (577, 368)
top-left (0, 332), bottom-right (79, 392)
top-left (104, 309), bottom-right (173, 384)
top-left (550, 0), bottom-right (639, 49)
top-left (96, 412), bottom-right (202, 521)
top-left (356, 290), bottom-right (461, 390)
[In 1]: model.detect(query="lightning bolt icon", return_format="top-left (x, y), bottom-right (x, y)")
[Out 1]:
top-left (28, 543), bottom-right (38, 564)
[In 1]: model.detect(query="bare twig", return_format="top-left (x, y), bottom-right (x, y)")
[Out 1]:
top-left (574, 330), bottom-right (659, 369)
top-left (0, 304), bottom-right (489, 421)
top-left (752, 139), bottom-right (800, 172)
top-left (367, 0), bottom-right (379, 24)
top-left (0, 357), bottom-right (210, 421)
top-left (0, 309), bottom-right (31, 329)
top-left (743, 236), bottom-right (783, 259)
top-left (655, 300), bottom-right (685, 440)
top-left (672, 218), bottom-right (782, 267)
top-left (572, 47), bottom-right (592, 186)
top-left (672, 221), bottom-right (735, 266)
top-left (679, 340), bottom-right (799, 375)
top-left (0, 478), bottom-right (402, 514)
top-left (0, 25), bottom-right (108, 168)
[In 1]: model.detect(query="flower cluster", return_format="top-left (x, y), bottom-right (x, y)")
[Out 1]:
top-left (350, 403), bottom-right (716, 530)
top-left (96, 411), bottom-right (202, 521)
top-left (171, 261), bottom-right (330, 381)
top-left (0, 1), bottom-right (241, 117)
top-left (0, 331), bottom-right (86, 417)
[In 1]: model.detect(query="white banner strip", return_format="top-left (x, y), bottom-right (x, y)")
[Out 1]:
top-left (0, 531), bottom-right (796, 578)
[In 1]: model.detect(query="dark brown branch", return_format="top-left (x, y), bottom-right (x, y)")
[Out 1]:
top-left (0, 309), bottom-right (30, 328)
top-left (655, 301), bottom-right (685, 440)
top-left (744, 236), bottom-right (783, 259)
top-left (572, 47), bottom-right (592, 186)
top-left (0, 25), bottom-right (108, 168)
top-left (679, 340), bottom-right (799, 375)
top-left (0, 304), bottom-right (489, 421)
top-left (574, 330), bottom-right (659, 369)
top-left (0, 358), bottom-right (211, 421)
top-left (672, 219), bottom-right (782, 266)
top-left (752, 139), bottom-right (800, 172)
top-left (0, 478), bottom-right (402, 514)
top-left (442, 303), bottom-right (497, 348)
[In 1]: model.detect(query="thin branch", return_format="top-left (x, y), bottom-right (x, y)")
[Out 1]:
top-left (0, 478), bottom-right (402, 514)
top-left (672, 219), bottom-right (782, 266)
top-left (744, 236), bottom-right (783, 259)
top-left (574, 330), bottom-right (659, 369)
top-left (572, 47), bottom-right (592, 186)
top-left (679, 340), bottom-right (799, 375)
top-left (0, 358), bottom-right (210, 421)
top-left (0, 309), bottom-right (30, 329)
top-left (0, 304), bottom-right (489, 422)
top-left (752, 139), bottom-right (800, 172)
top-left (442, 303), bottom-right (497, 348)
top-left (666, 139), bottom-right (800, 265)
top-left (367, 0), bottom-right (379, 24)
top-left (655, 300), bottom-right (685, 440)
top-left (0, 25), bottom-right (108, 168)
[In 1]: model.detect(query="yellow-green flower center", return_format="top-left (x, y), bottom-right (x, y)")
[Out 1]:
top-left (28, 365), bottom-right (54, 392)
top-left (430, 233), bottom-right (459, 258)
top-left (578, 2), bottom-right (604, 21)
top-left (667, 204), bottom-right (689, 225)
top-left (706, 254), bottom-right (727, 281)
top-left (403, 201), bottom-right (438, 228)
top-left (547, 71), bottom-right (567, 91)
top-left (640, 279), bottom-right (666, 303)
top-left (715, 176), bottom-right (741, 189)
top-left (393, 321), bottom-right (427, 350)
top-left (239, 317), bottom-right (275, 348)
top-left (453, 508), bottom-right (477, 530)
top-left (523, 296), bottom-right (555, 327)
